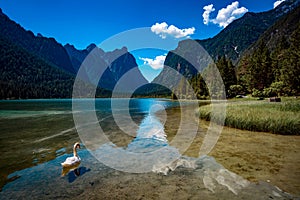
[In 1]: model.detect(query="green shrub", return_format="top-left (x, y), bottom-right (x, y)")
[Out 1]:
top-left (263, 87), bottom-right (276, 97)
top-left (228, 84), bottom-right (244, 97)
top-left (252, 88), bottom-right (263, 97)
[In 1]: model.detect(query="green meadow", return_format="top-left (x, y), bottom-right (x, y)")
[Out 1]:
top-left (196, 98), bottom-right (300, 135)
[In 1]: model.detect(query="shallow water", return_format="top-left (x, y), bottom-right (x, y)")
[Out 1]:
top-left (0, 98), bottom-right (298, 199)
top-left (0, 98), bottom-right (179, 189)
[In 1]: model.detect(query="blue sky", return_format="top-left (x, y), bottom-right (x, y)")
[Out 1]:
top-left (0, 0), bottom-right (285, 82)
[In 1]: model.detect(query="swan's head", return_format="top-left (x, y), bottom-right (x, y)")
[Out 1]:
top-left (74, 142), bottom-right (80, 149)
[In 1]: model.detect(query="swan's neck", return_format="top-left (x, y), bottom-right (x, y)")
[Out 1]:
top-left (73, 147), bottom-right (78, 157)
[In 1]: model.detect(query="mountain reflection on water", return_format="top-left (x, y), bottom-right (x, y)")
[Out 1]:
top-left (0, 99), bottom-right (297, 199)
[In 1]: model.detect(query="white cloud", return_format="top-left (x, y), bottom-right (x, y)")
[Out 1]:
top-left (151, 22), bottom-right (195, 39)
top-left (202, 1), bottom-right (248, 28)
top-left (274, 0), bottom-right (285, 8)
top-left (202, 4), bottom-right (215, 24)
top-left (139, 55), bottom-right (166, 70)
top-left (203, 4), bottom-right (215, 25)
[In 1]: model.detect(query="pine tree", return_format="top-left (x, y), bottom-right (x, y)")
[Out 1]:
top-left (215, 56), bottom-right (237, 96)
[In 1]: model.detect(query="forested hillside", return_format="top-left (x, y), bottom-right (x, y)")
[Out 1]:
top-left (0, 36), bottom-right (75, 99)
top-left (0, 35), bottom-right (114, 99)
top-left (237, 5), bottom-right (300, 97)
top-left (152, 0), bottom-right (300, 99)
top-left (197, 0), bottom-right (299, 62)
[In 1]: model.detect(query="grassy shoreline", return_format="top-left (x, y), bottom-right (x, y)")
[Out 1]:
top-left (196, 98), bottom-right (300, 135)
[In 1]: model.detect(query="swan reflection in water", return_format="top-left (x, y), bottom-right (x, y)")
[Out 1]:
top-left (61, 164), bottom-right (91, 183)
top-left (61, 162), bottom-right (81, 177)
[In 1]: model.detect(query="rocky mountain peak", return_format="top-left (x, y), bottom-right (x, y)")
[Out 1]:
top-left (86, 43), bottom-right (97, 52)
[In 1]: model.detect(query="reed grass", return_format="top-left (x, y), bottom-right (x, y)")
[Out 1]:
top-left (196, 98), bottom-right (300, 135)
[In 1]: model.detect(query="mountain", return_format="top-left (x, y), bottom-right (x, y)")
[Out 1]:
top-left (240, 2), bottom-right (300, 56)
top-left (0, 8), bottom-right (148, 99)
top-left (198, 0), bottom-right (300, 62)
top-left (0, 35), bottom-right (75, 99)
top-left (0, 8), bottom-right (74, 74)
top-left (64, 44), bottom-right (148, 90)
top-left (153, 0), bottom-right (300, 91)
top-left (64, 43), bottom-right (102, 72)
top-left (64, 44), bottom-right (92, 73)
top-left (0, 32), bottom-right (114, 99)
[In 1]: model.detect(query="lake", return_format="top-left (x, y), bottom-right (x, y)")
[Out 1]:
top-left (0, 98), bottom-right (296, 199)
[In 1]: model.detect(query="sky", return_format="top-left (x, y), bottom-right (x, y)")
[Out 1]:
top-left (0, 0), bottom-right (285, 82)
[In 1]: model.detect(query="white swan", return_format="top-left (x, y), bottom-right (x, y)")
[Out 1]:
top-left (61, 142), bottom-right (81, 167)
